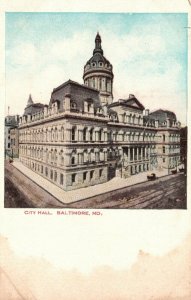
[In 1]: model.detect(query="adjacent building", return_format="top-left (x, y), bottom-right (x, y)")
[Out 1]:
top-left (5, 114), bottom-right (19, 158)
top-left (18, 33), bottom-right (181, 191)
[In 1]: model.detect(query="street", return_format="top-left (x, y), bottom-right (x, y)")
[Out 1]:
top-left (4, 161), bottom-right (186, 209)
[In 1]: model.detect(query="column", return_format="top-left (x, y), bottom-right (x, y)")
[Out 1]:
top-left (140, 147), bottom-right (142, 161)
top-left (65, 125), bottom-right (71, 142)
top-left (78, 125), bottom-right (83, 142)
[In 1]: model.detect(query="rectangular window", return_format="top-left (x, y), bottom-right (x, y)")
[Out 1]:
top-left (54, 171), bottom-right (57, 182)
top-left (163, 158), bottom-right (165, 163)
top-left (72, 173), bottom-right (76, 183)
top-left (72, 127), bottom-right (76, 141)
top-left (163, 146), bottom-right (165, 154)
top-left (83, 172), bottom-right (87, 181)
top-left (60, 174), bottom-right (64, 185)
top-left (90, 170), bottom-right (94, 180)
top-left (50, 170), bottom-right (53, 180)
top-left (41, 165), bottom-right (43, 173)
top-left (99, 169), bottom-right (103, 177)
top-left (90, 129), bottom-right (93, 141)
top-left (163, 134), bottom-right (165, 142)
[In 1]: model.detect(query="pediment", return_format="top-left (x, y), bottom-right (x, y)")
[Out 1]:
top-left (127, 100), bottom-right (140, 108)
top-left (125, 98), bottom-right (145, 110)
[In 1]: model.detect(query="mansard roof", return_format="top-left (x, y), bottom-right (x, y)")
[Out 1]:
top-left (50, 79), bottom-right (101, 109)
top-left (52, 79), bottom-right (99, 94)
top-left (149, 109), bottom-right (177, 122)
top-left (23, 102), bottom-right (44, 116)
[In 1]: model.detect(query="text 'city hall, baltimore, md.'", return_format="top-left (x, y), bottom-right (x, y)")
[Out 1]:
top-left (19, 33), bottom-right (181, 191)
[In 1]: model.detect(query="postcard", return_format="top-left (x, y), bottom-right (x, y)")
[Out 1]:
top-left (0, 0), bottom-right (191, 299)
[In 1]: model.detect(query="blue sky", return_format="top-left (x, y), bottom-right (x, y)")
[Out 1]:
top-left (6, 12), bottom-right (187, 124)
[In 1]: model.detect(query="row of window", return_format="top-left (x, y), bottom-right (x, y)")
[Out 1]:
top-left (85, 77), bottom-right (112, 93)
top-left (162, 145), bottom-right (180, 154)
top-left (21, 158), bottom-right (104, 186)
top-left (162, 134), bottom-right (180, 142)
top-left (20, 144), bottom-right (156, 166)
top-left (20, 150), bottom-right (107, 166)
top-left (19, 127), bottom-right (156, 143)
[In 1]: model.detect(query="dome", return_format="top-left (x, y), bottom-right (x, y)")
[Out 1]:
top-left (83, 33), bottom-right (114, 106)
top-left (83, 33), bottom-right (113, 75)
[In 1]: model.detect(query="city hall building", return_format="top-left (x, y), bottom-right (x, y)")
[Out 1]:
top-left (19, 33), bottom-right (181, 191)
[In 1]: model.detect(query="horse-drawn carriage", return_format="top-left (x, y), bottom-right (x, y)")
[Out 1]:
top-left (147, 173), bottom-right (156, 181)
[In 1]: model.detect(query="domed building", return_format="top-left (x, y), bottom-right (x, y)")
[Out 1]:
top-left (83, 33), bottom-right (114, 106)
top-left (18, 33), bottom-right (181, 193)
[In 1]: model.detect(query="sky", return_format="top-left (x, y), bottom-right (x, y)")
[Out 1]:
top-left (5, 12), bottom-right (188, 124)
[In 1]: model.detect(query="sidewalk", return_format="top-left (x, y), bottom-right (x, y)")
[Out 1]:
top-left (12, 160), bottom-right (171, 204)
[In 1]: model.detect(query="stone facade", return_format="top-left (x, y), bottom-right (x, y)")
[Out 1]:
top-left (18, 33), bottom-right (181, 191)
top-left (10, 127), bottom-right (19, 157)
top-left (5, 115), bottom-right (19, 158)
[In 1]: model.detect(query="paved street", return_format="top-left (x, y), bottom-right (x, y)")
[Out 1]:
top-left (5, 161), bottom-right (65, 208)
top-left (68, 173), bottom-right (186, 209)
top-left (5, 160), bottom-right (186, 209)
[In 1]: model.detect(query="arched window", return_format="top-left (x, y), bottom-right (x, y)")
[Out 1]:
top-left (60, 174), bottom-right (64, 185)
top-left (71, 101), bottom-right (77, 110)
top-left (46, 149), bottom-right (49, 163)
top-left (98, 129), bottom-right (102, 142)
top-left (83, 128), bottom-right (87, 141)
top-left (54, 149), bottom-right (57, 165)
top-left (71, 126), bottom-right (76, 142)
top-left (61, 127), bottom-right (64, 141)
top-left (99, 77), bottom-right (102, 89)
top-left (90, 149), bottom-right (95, 162)
top-left (51, 128), bottom-right (54, 142)
top-left (55, 128), bottom-right (58, 142)
top-left (71, 151), bottom-right (76, 165)
top-left (95, 151), bottom-right (100, 162)
top-left (87, 103), bottom-right (91, 112)
top-left (89, 128), bottom-right (93, 141)
top-left (60, 150), bottom-right (64, 166)
top-left (71, 156), bottom-right (75, 165)
top-left (51, 149), bottom-right (54, 163)
top-left (84, 150), bottom-right (88, 163)
top-left (54, 171), bottom-right (57, 182)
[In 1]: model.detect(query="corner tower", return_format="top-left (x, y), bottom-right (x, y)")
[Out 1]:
top-left (83, 33), bottom-right (114, 106)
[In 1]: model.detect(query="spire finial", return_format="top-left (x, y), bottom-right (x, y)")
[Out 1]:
top-left (27, 94), bottom-right (33, 106)
top-left (93, 32), bottom-right (103, 55)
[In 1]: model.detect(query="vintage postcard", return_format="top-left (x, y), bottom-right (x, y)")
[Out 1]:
top-left (0, 0), bottom-right (191, 299)
top-left (4, 11), bottom-right (188, 209)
